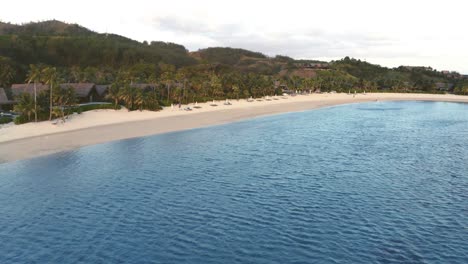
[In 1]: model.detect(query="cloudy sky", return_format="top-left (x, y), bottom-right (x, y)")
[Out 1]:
top-left (2, 0), bottom-right (467, 73)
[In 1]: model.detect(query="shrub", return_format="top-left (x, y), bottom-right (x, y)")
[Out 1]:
top-left (73, 104), bottom-right (120, 113)
top-left (14, 115), bottom-right (29, 125)
top-left (0, 116), bottom-right (13, 124)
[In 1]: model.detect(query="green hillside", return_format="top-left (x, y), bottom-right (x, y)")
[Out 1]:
top-left (0, 20), bottom-right (465, 95)
top-left (0, 20), bottom-right (95, 36)
top-left (0, 20), bottom-right (197, 84)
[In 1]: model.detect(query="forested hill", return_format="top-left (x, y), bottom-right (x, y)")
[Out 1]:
top-left (192, 47), bottom-right (267, 65)
top-left (0, 20), bottom-right (197, 83)
top-left (0, 20), bottom-right (95, 36)
top-left (0, 20), bottom-right (466, 94)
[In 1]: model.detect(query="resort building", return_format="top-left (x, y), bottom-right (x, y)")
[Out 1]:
top-left (11, 83), bottom-right (104, 103)
top-left (59, 83), bottom-right (100, 103)
top-left (435, 82), bottom-right (454, 92)
top-left (0, 88), bottom-right (14, 110)
top-left (441, 71), bottom-right (462, 79)
top-left (11, 83), bottom-right (49, 97)
top-left (96, 85), bottom-right (109, 98)
top-left (274, 80), bottom-right (289, 93)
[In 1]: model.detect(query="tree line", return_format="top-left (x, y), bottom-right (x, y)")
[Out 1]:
top-left (4, 21), bottom-right (468, 124)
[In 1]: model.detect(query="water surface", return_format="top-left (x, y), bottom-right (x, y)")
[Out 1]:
top-left (1, 101), bottom-right (467, 263)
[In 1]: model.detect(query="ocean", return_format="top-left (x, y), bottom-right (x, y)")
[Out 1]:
top-left (0, 101), bottom-right (467, 263)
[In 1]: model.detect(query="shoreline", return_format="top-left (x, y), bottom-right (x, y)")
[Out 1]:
top-left (1, 93), bottom-right (467, 164)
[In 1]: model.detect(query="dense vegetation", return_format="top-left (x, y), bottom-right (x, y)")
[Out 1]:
top-left (0, 20), bottom-right (197, 84)
top-left (195, 47), bottom-right (267, 65)
top-left (1, 20), bottom-right (466, 124)
top-left (0, 116), bottom-right (12, 124)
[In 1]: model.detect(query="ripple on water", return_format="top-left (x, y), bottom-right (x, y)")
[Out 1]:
top-left (0, 101), bottom-right (467, 263)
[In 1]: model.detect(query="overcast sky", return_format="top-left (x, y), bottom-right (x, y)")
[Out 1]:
top-left (2, 0), bottom-right (467, 73)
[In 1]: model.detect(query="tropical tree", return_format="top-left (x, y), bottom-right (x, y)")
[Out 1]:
top-left (69, 66), bottom-right (82, 82)
top-left (148, 74), bottom-right (159, 88)
top-left (160, 64), bottom-right (175, 103)
top-left (14, 93), bottom-right (36, 121)
top-left (175, 70), bottom-right (187, 103)
top-left (232, 85), bottom-right (240, 100)
top-left (42, 67), bottom-right (58, 120)
top-left (83, 67), bottom-right (98, 82)
top-left (119, 85), bottom-right (137, 110)
top-left (242, 89), bottom-right (250, 98)
top-left (53, 86), bottom-right (77, 120)
top-left (0, 56), bottom-right (15, 88)
top-left (134, 89), bottom-right (144, 111)
top-left (303, 78), bottom-right (315, 93)
top-left (0, 63), bottom-right (14, 88)
top-left (51, 107), bottom-right (64, 122)
top-left (144, 90), bottom-right (160, 111)
top-left (26, 64), bottom-right (43, 122)
top-left (454, 83), bottom-right (468, 95)
top-left (210, 74), bottom-right (223, 99)
top-left (106, 83), bottom-right (121, 109)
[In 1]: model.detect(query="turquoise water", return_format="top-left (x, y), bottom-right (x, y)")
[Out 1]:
top-left (0, 101), bottom-right (467, 263)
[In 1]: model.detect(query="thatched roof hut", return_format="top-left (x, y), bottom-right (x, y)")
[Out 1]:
top-left (11, 83), bottom-right (100, 102)
top-left (96, 85), bottom-right (109, 97)
top-left (60, 83), bottom-right (99, 102)
top-left (11, 83), bottom-right (49, 97)
top-left (0, 88), bottom-right (13, 105)
top-left (60, 83), bottom-right (95, 97)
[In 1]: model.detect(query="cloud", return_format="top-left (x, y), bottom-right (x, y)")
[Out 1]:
top-left (3, 0), bottom-right (467, 72)
top-left (154, 16), bottom-right (210, 35)
top-left (152, 15), bottom-right (411, 61)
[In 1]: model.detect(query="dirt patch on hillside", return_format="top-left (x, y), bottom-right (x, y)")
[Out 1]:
top-left (279, 68), bottom-right (318, 78)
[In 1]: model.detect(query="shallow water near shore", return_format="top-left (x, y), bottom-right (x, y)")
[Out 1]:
top-left (0, 101), bottom-right (467, 263)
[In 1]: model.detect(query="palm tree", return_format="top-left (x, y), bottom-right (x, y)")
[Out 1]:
top-left (83, 67), bottom-right (98, 83)
top-left (42, 67), bottom-right (58, 120)
top-left (134, 89), bottom-right (144, 111)
top-left (210, 74), bottom-right (223, 99)
top-left (304, 78), bottom-right (314, 93)
top-left (106, 83), bottom-right (121, 109)
top-left (148, 74), bottom-right (159, 90)
top-left (176, 69), bottom-right (189, 103)
top-left (62, 86), bottom-right (77, 118)
top-left (161, 71), bottom-right (173, 104)
top-left (53, 86), bottom-right (77, 121)
top-left (291, 76), bottom-right (302, 92)
top-left (146, 90), bottom-right (160, 111)
top-left (51, 107), bottom-right (64, 122)
top-left (14, 93), bottom-right (36, 121)
top-left (26, 64), bottom-right (42, 122)
top-left (0, 63), bottom-right (14, 88)
top-left (70, 66), bottom-right (82, 82)
top-left (160, 64), bottom-right (175, 104)
top-left (232, 85), bottom-right (240, 100)
top-left (119, 85), bottom-right (137, 111)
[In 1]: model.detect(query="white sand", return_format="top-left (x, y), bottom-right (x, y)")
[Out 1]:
top-left (0, 93), bottom-right (467, 163)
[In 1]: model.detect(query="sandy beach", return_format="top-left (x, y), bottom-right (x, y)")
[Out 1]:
top-left (0, 93), bottom-right (467, 163)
